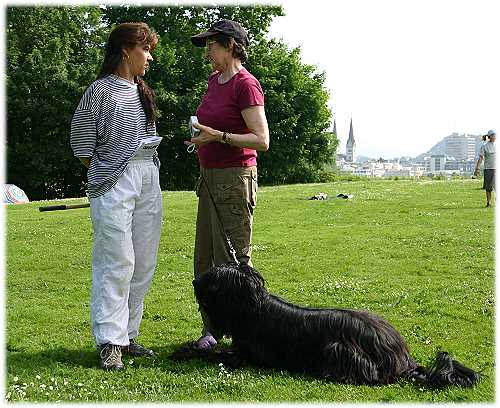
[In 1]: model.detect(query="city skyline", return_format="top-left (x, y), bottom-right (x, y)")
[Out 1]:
top-left (337, 122), bottom-right (483, 160)
top-left (336, 131), bottom-right (484, 178)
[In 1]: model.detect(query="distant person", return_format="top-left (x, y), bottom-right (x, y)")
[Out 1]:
top-left (186, 20), bottom-right (270, 349)
top-left (70, 23), bottom-right (162, 370)
top-left (474, 130), bottom-right (496, 207)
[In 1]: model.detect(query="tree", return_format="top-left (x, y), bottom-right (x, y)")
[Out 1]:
top-left (101, 5), bottom-right (289, 191)
top-left (101, 5), bottom-right (336, 189)
top-left (7, 6), bottom-right (107, 199)
top-left (247, 40), bottom-right (338, 184)
top-left (6, 5), bottom-right (337, 199)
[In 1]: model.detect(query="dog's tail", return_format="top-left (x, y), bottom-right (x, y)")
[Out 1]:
top-left (408, 351), bottom-right (480, 388)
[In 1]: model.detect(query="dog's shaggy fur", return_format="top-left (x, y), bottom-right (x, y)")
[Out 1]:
top-left (175, 263), bottom-right (480, 388)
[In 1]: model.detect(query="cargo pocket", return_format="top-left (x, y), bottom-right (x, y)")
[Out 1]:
top-left (214, 172), bottom-right (255, 262)
top-left (215, 181), bottom-right (246, 204)
top-left (215, 181), bottom-right (247, 232)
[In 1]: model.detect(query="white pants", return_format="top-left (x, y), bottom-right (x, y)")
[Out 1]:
top-left (89, 158), bottom-right (162, 346)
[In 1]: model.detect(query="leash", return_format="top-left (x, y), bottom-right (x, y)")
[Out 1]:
top-left (199, 172), bottom-right (240, 266)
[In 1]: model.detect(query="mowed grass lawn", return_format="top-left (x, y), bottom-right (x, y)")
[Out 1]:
top-left (5, 179), bottom-right (495, 402)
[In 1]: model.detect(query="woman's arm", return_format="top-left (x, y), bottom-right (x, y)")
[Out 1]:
top-left (187, 105), bottom-right (270, 152)
top-left (231, 105), bottom-right (269, 151)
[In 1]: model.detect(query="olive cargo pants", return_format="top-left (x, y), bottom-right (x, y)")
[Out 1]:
top-left (194, 166), bottom-right (257, 337)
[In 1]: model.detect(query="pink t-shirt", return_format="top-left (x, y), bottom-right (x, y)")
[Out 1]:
top-left (196, 67), bottom-right (264, 168)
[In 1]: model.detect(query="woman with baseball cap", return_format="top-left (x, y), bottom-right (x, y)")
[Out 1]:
top-left (187, 20), bottom-right (270, 349)
top-left (474, 130), bottom-right (496, 207)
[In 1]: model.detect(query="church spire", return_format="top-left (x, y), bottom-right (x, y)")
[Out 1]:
top-left (347, 118), bottom-right (355, 145)
top-left (346, 118), bottom-right (356, 162)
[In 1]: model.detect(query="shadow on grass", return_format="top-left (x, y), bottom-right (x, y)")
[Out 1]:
top-left (6, 345), bottom-right (491, 398)
top-left (6, 343), bottom-right (225, 373)
top-left (7, 348), bottom-right (100, 371)
top-left (6, 343), bottom-right (314, 385)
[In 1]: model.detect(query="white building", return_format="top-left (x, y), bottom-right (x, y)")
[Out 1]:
top-left (430, 154), bottom-right (446, 173)
top-left (423, 133), bottom-right (482, 161)
top-left (345, 160), bottom-right (424, 178)
top-left (424, 154), bottom-right (470, 176)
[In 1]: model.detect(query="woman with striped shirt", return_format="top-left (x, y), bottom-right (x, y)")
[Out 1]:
top-left (70, 23), bottom-right (162, 370)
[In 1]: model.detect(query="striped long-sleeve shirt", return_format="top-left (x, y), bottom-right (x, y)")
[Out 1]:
top-left (70, 74), bottom-right (159, 198)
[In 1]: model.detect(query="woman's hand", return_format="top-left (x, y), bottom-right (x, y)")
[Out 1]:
top-left (79, 157), bottom-right (91, 168)
top-left (184, 122), bottom-right (222, 148)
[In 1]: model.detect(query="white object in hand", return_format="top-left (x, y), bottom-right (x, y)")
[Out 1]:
top-left (189, 116), bottom-right (201, 138)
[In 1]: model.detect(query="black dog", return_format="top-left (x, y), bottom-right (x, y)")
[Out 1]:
top-left (175, 263), bottom-right (480, 388)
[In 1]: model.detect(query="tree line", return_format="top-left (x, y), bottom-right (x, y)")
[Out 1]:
top-left (6, 5), bottom-right (338, 200)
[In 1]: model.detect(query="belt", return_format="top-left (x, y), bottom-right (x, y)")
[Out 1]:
top-left (131, 135), bottom-right (162, 160)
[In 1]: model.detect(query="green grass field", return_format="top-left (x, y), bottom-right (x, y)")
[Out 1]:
top-left (5, 179), bottom-right (495, 402)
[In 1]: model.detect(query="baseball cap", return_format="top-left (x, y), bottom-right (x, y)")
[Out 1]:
top-left (485, 129), bottom-right (496, 137)
top-left (191, 19), bottom-right (249, 47)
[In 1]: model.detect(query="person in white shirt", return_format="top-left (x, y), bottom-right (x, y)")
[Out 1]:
top-left (474, 130), bottom-right (496, 207)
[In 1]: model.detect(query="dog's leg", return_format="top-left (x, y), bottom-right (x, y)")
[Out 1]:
top-left (322, 342), bottom-right (382, 384)
top-left (170, 342), bottom-right (245, 368)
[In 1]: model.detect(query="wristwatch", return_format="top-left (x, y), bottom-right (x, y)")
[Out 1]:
top-left (221, 132), bottom-right (231, 145)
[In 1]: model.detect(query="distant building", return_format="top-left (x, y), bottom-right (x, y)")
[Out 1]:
top-left (345, 119), bottom-right (356, 162)
top-left (335, 126), bottom-right (482, 177)
top-left (422, 154), bottom-right (473, 176)
top-left (411, 132), bottom-right (484, 176)
top-left (342, 160), bottom-right (424, 178)
top-left (336, 153), bottom-right (347, 163)
top-left (430, 154), bottom-right (446, 173)
top-left (420, 132), bottom-right (482, 161)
